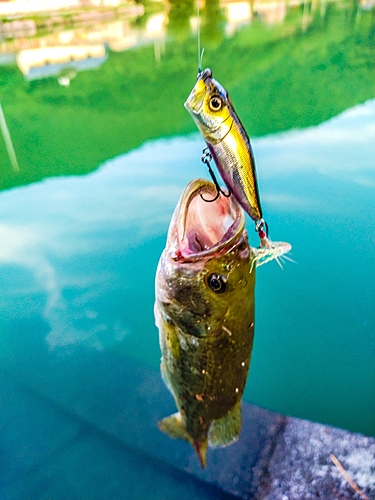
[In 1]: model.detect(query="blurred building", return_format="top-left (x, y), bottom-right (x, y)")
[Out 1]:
top-left (0, 0), bottom-right (80, 16)
top-left (0, 0), bottom-right (131, 16)
top-left (222, 1), bottom-right (252, 35)
top-left (253, 1), bottom-right (287, 24)
top-left (16, 45), bottom-right (107, 82)
top-left (0, 19), bottom-right (37, 39)
top-left (359, 0), bottom-right (375, 8)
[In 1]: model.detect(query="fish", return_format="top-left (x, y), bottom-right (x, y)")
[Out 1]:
top-left (184, 68), bottom-right (262, 225)
top-left (154, 178), bottom-right (290, 467)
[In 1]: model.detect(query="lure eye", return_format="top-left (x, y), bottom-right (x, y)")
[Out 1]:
top-left (207, 273), bottom-right (227, 294)
top-left (209, 95), bottom-right (223, 112)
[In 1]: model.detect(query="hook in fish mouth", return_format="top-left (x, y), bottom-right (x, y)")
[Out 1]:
top-left (171, 179), bottom-right (245, 261)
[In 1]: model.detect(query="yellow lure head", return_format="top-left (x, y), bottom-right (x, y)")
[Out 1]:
top-left (184, 68), bottom-right (233, 144)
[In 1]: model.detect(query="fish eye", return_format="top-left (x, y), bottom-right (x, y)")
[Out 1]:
top-left (207, 273), bottom-right (228, 294)
top-left (209, 95), bottom-right (223, 112)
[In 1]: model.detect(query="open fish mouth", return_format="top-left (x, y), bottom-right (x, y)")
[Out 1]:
top-left (173, 179), bottom-right (245, 261)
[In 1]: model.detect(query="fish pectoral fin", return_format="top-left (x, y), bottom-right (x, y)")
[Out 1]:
top-left (208, 400), bottom-right (242, 448)
top-left (158, 412), bottom-right (191, 442)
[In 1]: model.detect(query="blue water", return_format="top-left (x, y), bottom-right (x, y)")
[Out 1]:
top-left (1, 102), bottom-right (375, 497)
top-left (1, 2), bottom-right (375, 498)
top-left (2, 99), bottom-right (374, 424)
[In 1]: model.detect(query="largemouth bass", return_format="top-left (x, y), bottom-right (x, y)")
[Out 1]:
top-left (184, 68), bottom-right (262, 224)
top-left (155, 178), bottom-right (277, 468)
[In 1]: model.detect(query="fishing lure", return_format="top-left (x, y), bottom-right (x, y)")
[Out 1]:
top-left (185, 69), bottom-right (260, 219)
top-left (184, 67), bottom-right (273, 248)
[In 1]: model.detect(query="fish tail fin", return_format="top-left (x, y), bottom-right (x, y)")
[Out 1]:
top-left (193, 439), bottom-right (208, 468)
top-left (158, 413), bottom-right (208, 468)
top-left (208, 399), bottom-right (242, 448)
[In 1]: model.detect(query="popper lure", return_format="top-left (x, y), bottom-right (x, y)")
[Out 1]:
top-left (184, 68), bottom-right (271, 247)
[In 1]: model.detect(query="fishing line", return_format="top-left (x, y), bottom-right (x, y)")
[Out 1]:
top-left (189, 6), bottom-right (280, 255)
top-left (196, 3), bottom-right (227, 202)
top-left (197, 0), bottom-right (201, 72)
top-left (197, 0), bottom-right (204, 73)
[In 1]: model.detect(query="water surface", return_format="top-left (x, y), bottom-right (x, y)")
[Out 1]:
top-left (1, 1), bottom-right (375, 494)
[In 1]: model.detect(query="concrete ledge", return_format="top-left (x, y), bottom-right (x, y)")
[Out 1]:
top-left (1, 337), bottom-right (374, 499)
top-left (260, 417), bottom-right (375, 499)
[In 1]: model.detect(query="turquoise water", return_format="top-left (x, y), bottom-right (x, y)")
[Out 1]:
top-left (1, 0), bottom-right (375, 496)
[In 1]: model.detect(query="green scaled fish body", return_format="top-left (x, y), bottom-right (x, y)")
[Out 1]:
top-left (155, 179), bottom-right (256, 468)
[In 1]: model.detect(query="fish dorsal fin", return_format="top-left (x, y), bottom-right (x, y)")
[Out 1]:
top-left (158, 412), bottom-right (190, 441)
top-left (208, 400), bottom-right (242, 448)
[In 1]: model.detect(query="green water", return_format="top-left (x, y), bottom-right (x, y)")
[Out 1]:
top-left (1, 0), bottom-right (374, 469)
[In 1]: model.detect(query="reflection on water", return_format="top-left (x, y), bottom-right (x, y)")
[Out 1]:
top-left (1, 98), bottom-right (374, 436)
top-left (0, 9), bottom-right (165, 82)
top-left (0, 103), bottom-right (19, 171)
top-left (257, 100), bottom-right (375, 187)
top-left (224, 1), bottom-right (252, 35)
top-left (17, 45), bottom-right (107, 82)
top-left (0, 0), bottom-right (374, 476)
top-left (1, 0), bottom-right (374, 194)
top-left (2, 0), bottom-right (372, 85)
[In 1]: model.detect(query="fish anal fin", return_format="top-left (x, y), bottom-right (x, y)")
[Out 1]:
top-left (208, 400), bottom-right (242, 448)
top-left (158, 412), bottom-right (190, 441)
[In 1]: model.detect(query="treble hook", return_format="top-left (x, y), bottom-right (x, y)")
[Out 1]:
top-left (200, 148), bottom-right (231, 202)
